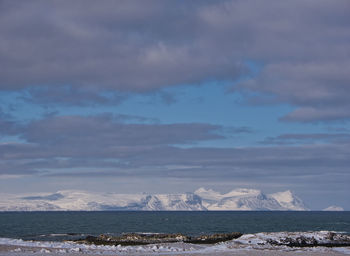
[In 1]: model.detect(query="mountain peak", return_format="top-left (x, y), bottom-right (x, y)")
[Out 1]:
top-left (269, 190), bottom-right (308, 211)
top-left (224, 188), bottom-right (261, 197)
top-left (323, 205), bottom-right (344, 211)
top-left (270, 190), bottom-right (294, 202)
top-left (194, 187), bottom-right (216, 194)
top-left (194, 188), bottom-right (308, 211)
top-left (194, 187), bottom-right (209, 193)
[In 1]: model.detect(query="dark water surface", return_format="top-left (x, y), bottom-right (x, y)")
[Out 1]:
top-left (0, 211), bottom-right (349, 241)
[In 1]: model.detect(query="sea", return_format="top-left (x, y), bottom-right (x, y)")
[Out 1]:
top-left (1, 211), bottom-right (350, 255)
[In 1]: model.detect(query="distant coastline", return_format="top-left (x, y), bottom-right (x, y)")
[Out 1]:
top-left (0, 187), bottom-right (314, 211)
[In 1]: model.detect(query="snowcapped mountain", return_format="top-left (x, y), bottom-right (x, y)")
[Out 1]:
top-left (0, 190), bottom-right (205, 211)
top-left (194, 188), bottom-right (309, 211)
top-left (142, 193), bottom-right (205, 211)
top-left (0, 188), bottom-right (308, 211)
top-left (269, 190), bottom-right (308, 211)
top-left (323, 205), bottom-right (344, 211)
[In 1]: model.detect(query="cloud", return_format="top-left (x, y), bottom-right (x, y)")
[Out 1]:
top-left (237, 61), bottom-right (350, 122)
top-left (0, 0), bottom-right (245, 94)
top-left (0, 108), bottom-right (18, 136)
top-left (0, 114), bottom-right (230, 174)
top-left (20, 114), bottom-right (224, 147)
top-left (281, 107), bottom-right (350, 123)
top-left (2, 0), bottom-right (348, 121)
top-left (261, 133), bottom-right (350, 145)
top-left (0, 114), bottom-right (349, 186)
top-left (23, 86), bottom-right (127, 106)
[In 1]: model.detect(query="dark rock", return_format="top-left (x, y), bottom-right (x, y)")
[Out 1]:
top-left (326, 232), bottom-right (336, 241)
top-left (185, 232), bottom-right (243, 244)
top-left (266, 233), bottom-right (350, 248)
top-left (277, 236), bottom-right (319, 247)
top-left (75, 232), bottom-right (242, 246)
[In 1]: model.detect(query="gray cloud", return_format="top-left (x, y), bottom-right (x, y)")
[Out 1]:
top-left (1, 0), bottom-right (349, 121)
top-left (261, 133), bottom-right (350, 145)
top-left (281, 107), bottom-right (350, 123)
top-left (0, 114), bottom-right (228, 169)
top-left (21, 114), bottom-right (224, 147)
top-left (23, 86), bottom-right (127, 106)
top-left (0, 109), bottom-right (19, 137)
top-left (0, 0), bottom-right (245, 93)
top-left (0, 115), bottom-right (348, 181)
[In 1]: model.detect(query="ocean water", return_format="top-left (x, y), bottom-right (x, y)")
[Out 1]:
top-left (1, 212), bottom-right (350, 255)
top-left (1, 211), bottom-right (349, 241)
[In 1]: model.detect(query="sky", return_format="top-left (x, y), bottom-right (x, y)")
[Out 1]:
top-left (0, 0), bottom-right (349, 210)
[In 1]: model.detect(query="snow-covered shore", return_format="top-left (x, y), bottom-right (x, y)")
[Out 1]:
top-left (0, 244), bottom-right (348, 256)
top-left (1, 231), bottom-right (349, 256)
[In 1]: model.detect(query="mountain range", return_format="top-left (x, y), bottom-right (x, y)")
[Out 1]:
top-left (0, 188), bottom-right (310, 211)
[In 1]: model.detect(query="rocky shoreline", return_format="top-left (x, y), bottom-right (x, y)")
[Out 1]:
top-left (266, 232), bottom-right (350, 248)
top-left (75, 232), bottom-right (243, 246)
top-left (0, 231), bottom-right (349, 256)
top-left (74, 231), bottom-right (350, 248)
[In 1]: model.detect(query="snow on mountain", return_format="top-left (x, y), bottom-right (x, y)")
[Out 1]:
top-left (207, 192), bottom-right (284, 211)
top-left (0, 188), bottom-right (309, 211)
top-left (0, 191), bottom-right (205, 211)
top-left (194, 187), bottom-right (308, 211)
top-left (142, 193), bottom-right (205, 211)
top-left (323, 205), bottom-right (344, 211)
top-left (269, 190), bottom-right (309, 211)
top-left (194, 188), bottom-right (223, 201)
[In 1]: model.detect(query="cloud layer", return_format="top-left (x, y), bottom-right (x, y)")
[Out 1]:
top-left (1, 0), bottom-right (349, 121)
top-left (1, 114), bottom-right (349, 182)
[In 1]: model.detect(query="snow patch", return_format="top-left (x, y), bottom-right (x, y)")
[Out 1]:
top-left (269, 190), bottom-right (308, 211)
top-left (195, 188), bottom-right (308, 211)
top-left (323, 205), bottom-right (344, 211)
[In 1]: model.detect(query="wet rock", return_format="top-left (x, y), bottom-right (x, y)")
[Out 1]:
top-left (277, 236), bottom-right (319, 247)
top-left (266, 232), bottom-right (350, 248)
top-left (185, 232), bottom-right (243, 244)
top-left (326, 232), bottom-right (336, 241)
top-left (76, 232), bottom-right (242, 246)
top-left (78, 233), bottom-right (189, 246)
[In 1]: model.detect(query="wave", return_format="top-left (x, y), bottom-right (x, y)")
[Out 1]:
top-left (1, 231), bottom-right (350, 255)
top-left (40, 233), bottom-right (81, 237)
top-left (22, 233), bottom-right (87, 242)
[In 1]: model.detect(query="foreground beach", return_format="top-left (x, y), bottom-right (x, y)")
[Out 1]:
top-left (1, 244), bottom-right (349, 256)
top-left (1, 231), bottom-right (350, 256)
